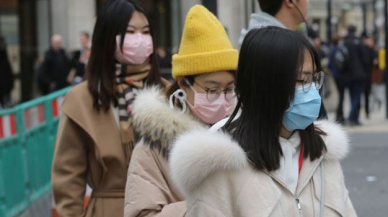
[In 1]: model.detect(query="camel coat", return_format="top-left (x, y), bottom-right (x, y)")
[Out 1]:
top-left (52, 82), bottom-right (128, 217)
top-left (124, 87), bottom-right (204, 217)
top-left (170, 120), bottom-right (358, 217)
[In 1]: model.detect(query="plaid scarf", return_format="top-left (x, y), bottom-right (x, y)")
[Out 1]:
top-left (115, 63), bottom-right (150, 165)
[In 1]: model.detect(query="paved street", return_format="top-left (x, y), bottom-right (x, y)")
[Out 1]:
top-left (323, 79), bottom-right (388, 216)
top-left (343, 133), bottom-right (388, 217)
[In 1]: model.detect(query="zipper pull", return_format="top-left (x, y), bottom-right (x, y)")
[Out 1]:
top-left (296, 198), bottom-right (302, 213)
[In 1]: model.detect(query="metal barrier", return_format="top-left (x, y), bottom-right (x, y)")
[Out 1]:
top-left (0, 87), bottom-right (70, 217)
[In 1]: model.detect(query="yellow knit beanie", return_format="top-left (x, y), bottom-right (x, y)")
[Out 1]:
top-left (172, 5), bottom-right (238, 79)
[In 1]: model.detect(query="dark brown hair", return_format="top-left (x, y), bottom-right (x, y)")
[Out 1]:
top-left (86, 0), bottom-right (164, 111)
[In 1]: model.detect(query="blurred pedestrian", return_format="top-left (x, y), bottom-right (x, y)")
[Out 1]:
top-left (313, 37), bottom-right (328, 60)
top-left (124, 5), bottom-right (238, 217)
top-left (156, 46), bottom-right (171, 69)
top-left (342, 25), bottom-right (369, 126)
top-left (170, 26), bottom-right (357, 217)
top-left (51, 1), bottom-right (168, 217)
top-left (0, 36), bottom-right (14, 108)
top-left (38, 34), bottom-right (70, 95)
top-left (240, 0), bottom-right (327, 120)
top-left (370, 50), bottom-right (384, 111)
top-left (68, 32), bottom-right (91, 85)
top-left (328, 35), bottom-right (346, 124)
top-left (360, 34), bottom-right (376, 119)
top-left (240, 0), bottom-right (308, 43)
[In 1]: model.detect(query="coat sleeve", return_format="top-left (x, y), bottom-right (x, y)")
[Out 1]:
top-left (124, 141), bottom-right (186, 217)
top-left (52, 114), bottom-right (88, 217)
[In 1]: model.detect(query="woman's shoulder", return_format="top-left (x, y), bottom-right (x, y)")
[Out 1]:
top-left (169, 128), bottom-right (249, 197)
top-left (314, 120), bottom-right (350, 161)
top-left (132, 87), bottom-right (203, 157)
top-left (62, 82), bottom-right (92, 107)
top-left (60, 82), bottom-right (107, 130)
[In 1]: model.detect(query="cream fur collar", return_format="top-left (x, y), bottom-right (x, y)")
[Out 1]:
top-left (170, 120), bottom-right (350, 196)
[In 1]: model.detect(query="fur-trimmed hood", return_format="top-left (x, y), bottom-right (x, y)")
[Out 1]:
top-left (170, 120), bottom-right (350, 196)
top-left (131, 87), bottom-right (204, 157)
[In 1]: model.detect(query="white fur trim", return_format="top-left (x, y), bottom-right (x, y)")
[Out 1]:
top-left (314, 120), bottom-right (350, 160)
top-left (132, 87), bottom-right (202, 151)
top-left (170, 128), bottom-right (247, 196)
top-left (169, 120), bottom-right (350, 196)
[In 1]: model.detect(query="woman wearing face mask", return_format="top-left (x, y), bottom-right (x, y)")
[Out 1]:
top-left (123, 5), bottom-right (237, 217)
top-left (169, 27), bottom-right (357, 217)
top-left (51, 1), bottom-right (167, 217)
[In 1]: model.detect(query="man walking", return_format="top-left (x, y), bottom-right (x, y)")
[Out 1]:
top-left (342, 26), bottom-right (369, 126)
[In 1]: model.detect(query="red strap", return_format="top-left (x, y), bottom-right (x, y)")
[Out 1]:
top-left (298, 132), bottom-right (304, 174)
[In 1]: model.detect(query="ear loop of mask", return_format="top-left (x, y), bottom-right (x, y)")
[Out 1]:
top-left (169, 89), bottom-right (187, 114)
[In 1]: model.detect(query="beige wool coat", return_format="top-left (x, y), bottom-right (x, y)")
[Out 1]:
top-left (52, 82), bottom-right (131, 217)
top-left (170, 120), bottom-right (358, 217)
top-left (124, 87), bottom-right (204, 217)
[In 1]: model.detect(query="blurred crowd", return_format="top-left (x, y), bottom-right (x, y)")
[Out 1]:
top-left (0, 31), bottom-right (179, 110)
top-left (311, 25), bottom-right (385, 126)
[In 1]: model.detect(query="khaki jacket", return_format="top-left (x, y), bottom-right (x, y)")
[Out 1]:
top-left (124, 87), bottom-right (203, 217)
top-left (170, 120), bottom-right (358, 217)
top-left (52, 82), bottom-right (128, 217)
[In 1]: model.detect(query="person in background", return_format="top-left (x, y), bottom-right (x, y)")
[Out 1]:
top-left (124, 5), bottom-right (238, 217)
top-left (240, 0), bottom-right (308, 44)
top-left (38, 34), bottom-right (70, 95)
top-left (360, 33), bottom-right (376, 119)
top-left (370, 47), bottom-right (384, 111)
top-left (240, 0), bottom-right (327, 119)
top-left (51, 0), bottom-right (168, 217)
top-left (156, 46), bottom-right (172, 69)
top-left (156, 46), bottom-right (173, 80)
top-left (313, 37), bottom-right (328, 60)
top-left (328, 35), bottom-right (346, 124)
top-left (0, 36), bottom-right (14, 108)
top-left (68, 32), bottom-right (91, 85)
top-left (342, 25), bottom-right (369, 126)
top-left (170, 26), bottom-right (356, 217)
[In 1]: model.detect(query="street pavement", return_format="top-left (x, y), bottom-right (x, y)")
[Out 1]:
top-left (323, 80), bottom-right (388, 216)
top-left (342, 132), bottom-right (388, 217)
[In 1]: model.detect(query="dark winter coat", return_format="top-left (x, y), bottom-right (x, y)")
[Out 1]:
top-left (38, 48), bottom-right (70, 93)
top-left (0, 48), bottom-right (14, 97)
top-left (342, 35), bottom-right (369, 82)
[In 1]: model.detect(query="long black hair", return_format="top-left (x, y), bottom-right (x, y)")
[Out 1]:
top-left (86, 0), bottom-right (163, 111)
top-left (225, 26), bottom-right (327, 172)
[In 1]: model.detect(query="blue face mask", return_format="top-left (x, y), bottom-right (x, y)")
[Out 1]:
top-left (282, 84), bottom-right (322, 131)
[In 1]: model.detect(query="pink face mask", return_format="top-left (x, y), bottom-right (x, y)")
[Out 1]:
top-left (187, 87), bottom-right (235, 125)
top-left (115, 33), bottom-right (153, 65)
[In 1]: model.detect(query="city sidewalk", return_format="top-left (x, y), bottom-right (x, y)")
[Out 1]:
top-left (323, 77), bottom-right (388, 133)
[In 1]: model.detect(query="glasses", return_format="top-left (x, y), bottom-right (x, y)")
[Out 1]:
top-left (192, 81), bottom-right (236, 102)
top-left (296, 71), bottom-right (325, 93)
